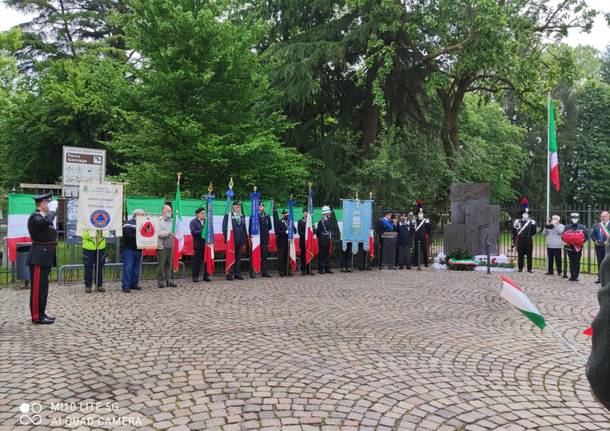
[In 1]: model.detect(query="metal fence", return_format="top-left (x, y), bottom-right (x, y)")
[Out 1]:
top-left (1, 196), bottom-right (608, 286)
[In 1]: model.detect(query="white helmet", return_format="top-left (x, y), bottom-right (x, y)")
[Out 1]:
top-left (322, 205), bottom-right (331, 214)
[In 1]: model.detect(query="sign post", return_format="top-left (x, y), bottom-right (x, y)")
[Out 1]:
top-left (62, 146), bottom-right (106, 197)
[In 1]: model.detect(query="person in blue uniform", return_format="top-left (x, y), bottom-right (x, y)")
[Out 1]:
top-left (190, 207), bottom-right (211, 283)
top-left (376, 211), bottom-right (395, 269)
top-left (298, 208), bottom-right (315, 276)
top-left (562, 212), bottom-right (589, 281)
top-left (397, 212), bottom-right (413, 269)
top-left (591, 211), bottom-right (609, 283)
top-left (273, 207), bottom-right (296, 276)
top-left (252, 202), bottom-right (273, 278)
top-left (222, 201), bottom-right (248, 280)
top-left (27, 193), bottom-right (58, 324)
top-left (317, 206), bottom-right (334, 274)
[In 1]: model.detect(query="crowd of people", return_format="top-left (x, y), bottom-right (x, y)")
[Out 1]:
top-left (513, 207), bottom-right (608, 282)
top-left (24, 192), bottom-right (608, 325)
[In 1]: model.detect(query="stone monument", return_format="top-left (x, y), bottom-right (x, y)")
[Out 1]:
top-left (443, 183), bottom-right (500, 255)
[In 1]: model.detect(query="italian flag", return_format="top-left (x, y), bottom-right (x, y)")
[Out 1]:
top-left (249, 193), bottom-right (261, 274)
top-left (369, 228), bottom-right (375, 259)
top-left (6, 194), bottom-right (57, 262)
top-left (204, 196), bottom-right (215, 275)
top-left (548, 94), bottom-right (560, 192)
top-left (288, 201), bottom-right (297, 272)
top-left (305, 189), bottom-right (315, 265)
top-left (172, 179), bottom-right (185, 272)
top-left (225, 204), bottom-right (235, 274)
top-left (499, 275), bottom-right (546, 330)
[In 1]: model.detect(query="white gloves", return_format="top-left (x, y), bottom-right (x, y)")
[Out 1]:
top-left (48, 200), bottom-right (58, 212)
top-left (425, 218), bottom-right (430, 223)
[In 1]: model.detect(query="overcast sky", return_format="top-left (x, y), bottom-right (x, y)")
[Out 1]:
top-left (0, 1), bottom-right (609, 52)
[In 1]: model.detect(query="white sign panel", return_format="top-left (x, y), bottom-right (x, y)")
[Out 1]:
top-left (62, 146), bottom-right (106, 197)
top-left (136, 215), bottom-right (160, 249)
top-left (76, 182), bottom-right (124, 237)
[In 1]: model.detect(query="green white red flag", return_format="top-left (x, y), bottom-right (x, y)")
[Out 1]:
top-left (172, 178), bottom-right (185, 272)
top-left (548, 95), bottom-right (560, 192)
top-left (499, 275), bottom-right (546, 330)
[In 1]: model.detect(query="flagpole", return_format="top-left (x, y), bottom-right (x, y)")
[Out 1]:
top-left (546, 92), bottom-right (551, 222)
top-left (546, 322), bottom-right (586, 362)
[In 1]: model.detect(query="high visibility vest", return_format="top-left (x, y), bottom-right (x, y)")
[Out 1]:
top-left (82, 230), bottom-right (106, 251)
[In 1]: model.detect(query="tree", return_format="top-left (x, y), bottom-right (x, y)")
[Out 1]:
top-left (109, 0), bottom-right (310, 200)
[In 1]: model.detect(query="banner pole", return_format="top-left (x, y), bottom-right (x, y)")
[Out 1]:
top-left (546, 93), bottom-right (551, 222)
top-left (546, 322), bottom-right (586, 362)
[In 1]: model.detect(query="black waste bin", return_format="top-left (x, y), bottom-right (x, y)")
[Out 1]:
top-left (16, 243), bottom-right (31, 281)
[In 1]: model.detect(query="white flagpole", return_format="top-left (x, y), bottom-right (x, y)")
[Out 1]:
top-left (546, 92), bottom-right (551, 222)
top-left (546, 322), bottom-right (587, 362)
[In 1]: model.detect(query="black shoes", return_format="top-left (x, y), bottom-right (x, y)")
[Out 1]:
top-left (158, 284), bottom-right (165, 288)
top-left (595, 279), bottom-right (601, 284)
top-left (192, 278), bottom-right (200, 283)
top-left (131, 285), bottom-right (141, 290)
top-left (122, 288), bottom-right (131, 293)
top-left (235, 275), bottom-right (244, 280)
top-left (33, 316), bottom-right (54, 324)
top-left (85, 286), bottom-right (92, 293)
top-left (326, 270), bottom-right (334, 274)
top-left (168, 282), bottom-right (177, 287)
top-left (262, 273), bottom-right (272, 278)
top-left (545, 272), bottom-right (553, 275)
top-left (203, 276), bottom-right (212, 282)
top-left (527, 270), bottom-right (533, 273)
top-left (226, 275), bottom-right (234, 281)
top-left (96, 286), bottom-right (105, 292)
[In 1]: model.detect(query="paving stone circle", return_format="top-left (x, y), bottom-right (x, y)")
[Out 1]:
top-left (0, 269), bottom-right (608, 430)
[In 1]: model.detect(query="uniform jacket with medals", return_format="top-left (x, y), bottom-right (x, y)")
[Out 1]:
top-left (273, 210), bottom-right (296, 248)
top-left (190, 218), bottom-right (206, 251)
top-left (27, 210), bottom-right (57, 267)
top-left (397, 221), bottom-right (414, 246)
top-left (251, 211), bottom-right (272, 247)
top-left (222, 212), bottom-right (248, 246)
top-left (412, 218), bottom-right (431, 242)
top-left (316, 217), bottom-right (332, 246)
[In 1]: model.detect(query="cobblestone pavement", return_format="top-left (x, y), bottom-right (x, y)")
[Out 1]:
top-left (0, 268), bottom-right (608, 430)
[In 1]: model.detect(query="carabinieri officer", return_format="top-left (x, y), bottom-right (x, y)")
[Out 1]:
top-left (27, 192), bottom-right (58, 324)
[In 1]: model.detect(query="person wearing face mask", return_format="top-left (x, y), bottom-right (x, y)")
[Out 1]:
top-left (397, 212), bottom-right (413, 269)
top-left (273, 207), bottom-right (296, 277)
top-left (562, 212), bottom-right (589, 281)
top-left (157, 204), bottom-right (177, 288)
top-left (316, 206), bottom-right (334, 274)
top-left (542, 215), bottom-right (564, 276)
top-left (512, 208), bottom-right (537, 273)
top-left (590, 211), bottom-right (610, 284)
top-left (412, 202), bottom-right (431, 267)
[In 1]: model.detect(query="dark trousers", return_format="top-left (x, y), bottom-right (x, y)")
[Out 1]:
top-left (340, 243), bottom-right (353, 269)
top-left (398, 244), bottom-right (412, 268)
top-left (357, 243), bottom-right (369, 270)
top-left (29, 265), bottom-right (51, 322)
top-left (517, 238), bottom-right (533, 271)
top-left (277, 240), bottom-right (289, 275)
top-left (378, 238), bottom-right (384, 269)
top-left (192, 248), bottom-right (209, 280)
top-left (261, 244), bottom-right (269, 274)
top-left (547, 248), bottom-right (562, 274)
top-left (596, 245), bottom-right (606, 280)
top-left (83, 249), bottom-right (106, 288)
top-left (230, 243), bottom-right (244, 276)
top-left (318, 239), bottom-right (331, 273)
top-left (122, 248), bottom-right (142, 289)
top-left (567, 249), bottom-right (582, 279)
top-left (299, 240), bottom-right (313, 274)
top-left (413, 239), bottom-right (428, 267)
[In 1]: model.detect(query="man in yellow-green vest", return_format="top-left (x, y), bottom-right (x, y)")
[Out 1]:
top-left (82, 230), bottom-right (106, 293)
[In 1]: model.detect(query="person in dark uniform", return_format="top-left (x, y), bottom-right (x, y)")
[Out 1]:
top-left (397, 212), bottom-right (413, 269)
top-left (273, 207), bottom-right (296, 276)
top-left (27, 193), bottom-right (58, 324)
top-left (562, 212), bottom-right (589, 281)
top-left (317, 206), bottom-right (333, 274)
top-left (222, 201), bottom-right (248, 280)
top-left (376, 211), bottom-right (394, 269)
top-left (298, 208), bottom-right (315, 276)
top-left (340, 242), bottom-right (354, 273)
top-left (251, 202), bottom-right (272, 278)
top-left (512, 209), bottom-right (537, 273)
top-left (591, 211), bottom-right (609, 283)
top-left (190, 207), bottom-right (212, 283)
top-left (412, 207), bottom-right (431, 267)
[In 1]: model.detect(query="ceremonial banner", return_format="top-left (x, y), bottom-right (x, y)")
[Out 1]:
top-left (341, 199), bottom-right (373, 252)
top-left (172, 179), bottom-right (185, 272)
top-left (249, 191), bottom-right (261, 273)
top-left (76, 182), bottom-right (123, 236)
top-left (6, 194), bottom-right (58, 262)
top-left (288, 199), bottom-right (297, 272)
top-left (136, 214), bottom-right (160, 249)
top-left (204, 194), bottom-right (215, 274)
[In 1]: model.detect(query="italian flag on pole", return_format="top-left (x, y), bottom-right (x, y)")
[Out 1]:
top-left (6, 194), bottom-right (36, 262)
top-left (500, 275), bottom-right (546, 330)
top-left (172, 178), bottom-right (185, 272)
top-left (548, 94), bottom-right (560, 192)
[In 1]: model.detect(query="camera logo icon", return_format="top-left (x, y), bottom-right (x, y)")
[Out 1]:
top-left (19, 402), bottom-right (43, 425)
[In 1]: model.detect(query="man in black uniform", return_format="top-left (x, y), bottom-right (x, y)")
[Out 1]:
top-left (563, 212), bottom-right (589, 281)
top-left (376, 211), bottom-right (394, 269)
top-left (273, 207), bottom-right (295, 276)
top-left (317, 206), bottom-right (334, 274)
top-left (27, 193), bottom-right (57, 324)
top-left (298, 208), bottom-right (315, 276)
top-left (412, 208), bottom-right (431, 267)
top-left (397, 212), bottom-right (413, 269)
top-left (190, 207), bottom-right (212, 283)
top-left (222, 201), bottom-right (248, 280)
top-left (512, 209), bottom-right (537, 273)
top-left (252, 202), bottom-right (273, 277)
